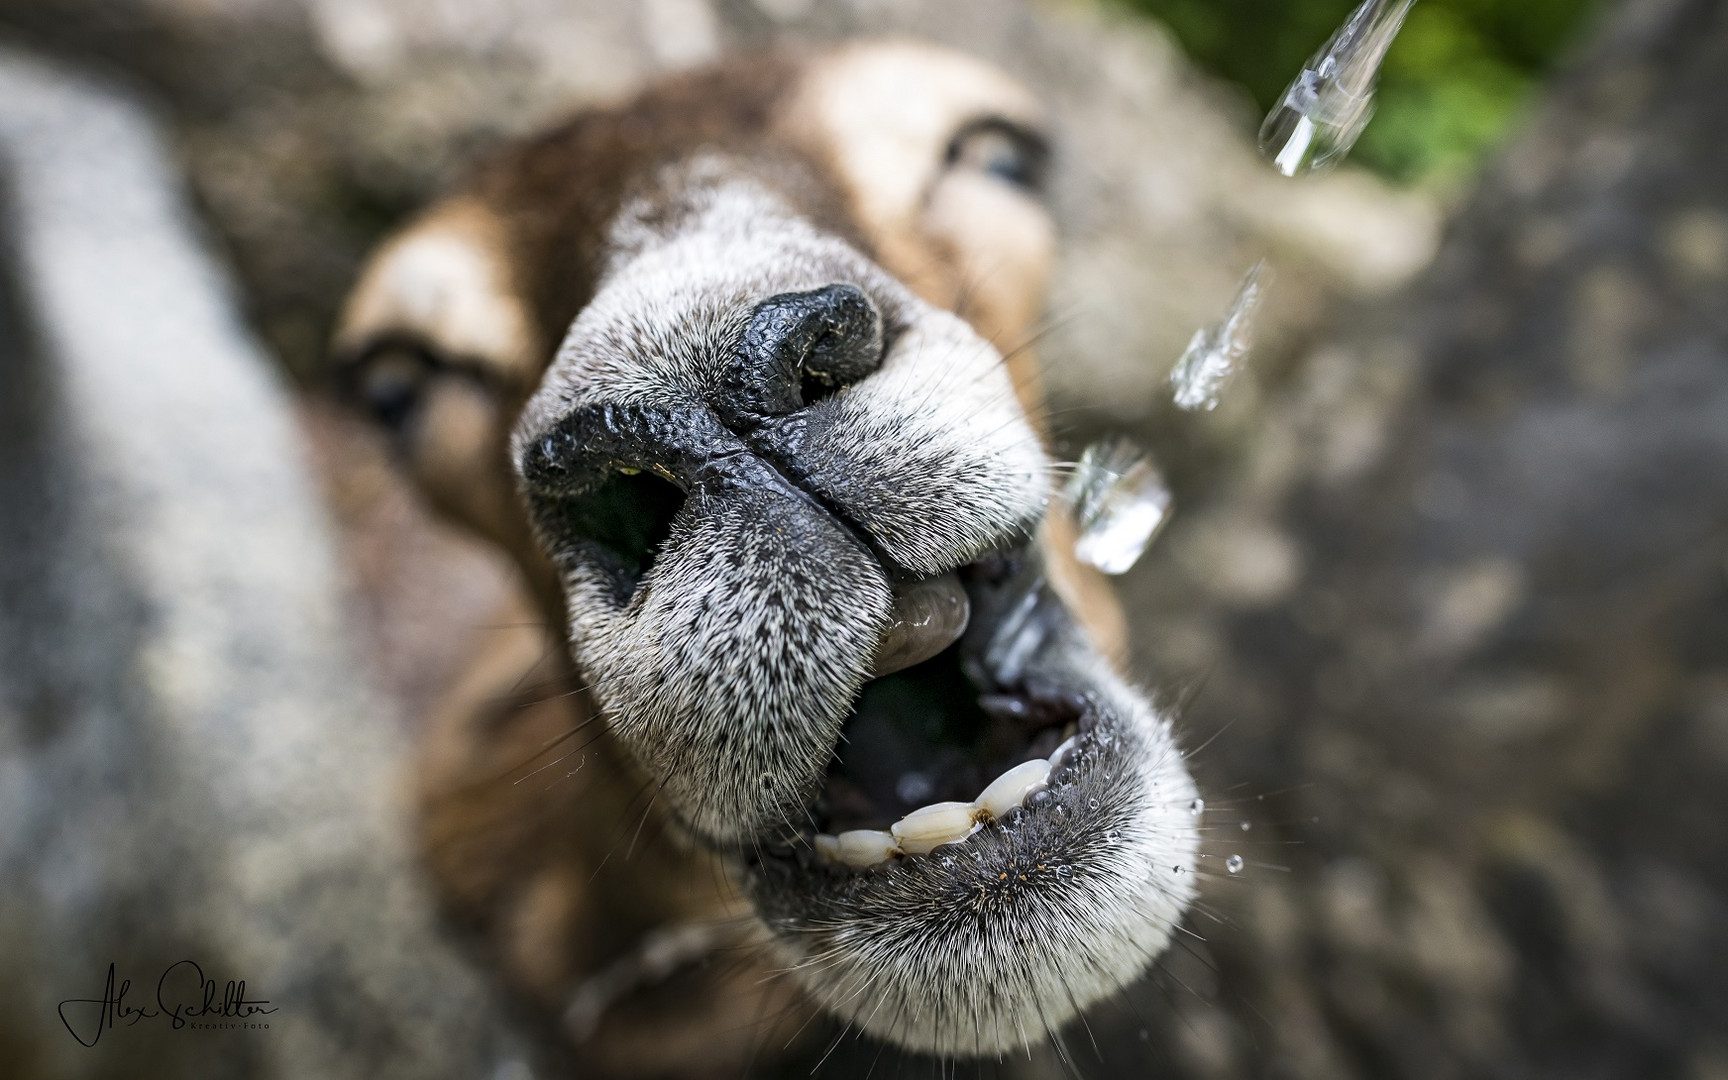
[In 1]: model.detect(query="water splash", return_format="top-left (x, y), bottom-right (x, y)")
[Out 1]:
top-left (983, 574), bottom-right (1063, 686)
top-left (1169, 261), bottom-right (1269, 411)
top-left (1258, 0), bottom-right (1417, 177)
top-left (1064, 438), bottom-right (1173, 575)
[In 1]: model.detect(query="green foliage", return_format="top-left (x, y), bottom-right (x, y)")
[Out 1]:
top-left (1114, 0), bottom-right (1605, 185)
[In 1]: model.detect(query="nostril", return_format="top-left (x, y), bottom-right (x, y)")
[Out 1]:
top-left (799, 368), bottom-right (842, 408)
top-left (538, 469), bottom-right (686, 593)
top-left (718, 283), bottom-right (883, 429)
top-left (784, 283), bottom-right (882, 393)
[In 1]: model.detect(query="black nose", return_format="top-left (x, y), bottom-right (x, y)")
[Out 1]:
top-left (715, 284), bottom-right (882, 430)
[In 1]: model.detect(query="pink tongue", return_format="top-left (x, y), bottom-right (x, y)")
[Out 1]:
top-left (869, 572), bottom-right (971, 678)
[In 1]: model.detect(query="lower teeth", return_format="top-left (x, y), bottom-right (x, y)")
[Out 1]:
top-left (813, 739), bottom-right (1064, 869)
top-left (817, 829), bottom-right (901, 869)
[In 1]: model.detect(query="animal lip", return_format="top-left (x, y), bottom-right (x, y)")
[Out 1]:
top-left (869, 571), bottom-right (970, 677)
top-left (741, 538), bottom-right (1201, 1058)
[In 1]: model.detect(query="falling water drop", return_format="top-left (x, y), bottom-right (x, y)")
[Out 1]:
top-left (1064, 438), bottom-right (1173, 574)
top-left (1226, 854), bottom-right (1245, 874)
top-left (1240, 820), bottom-right (1252, 832)
top-left (895, 772), bottom-right (934, 806)
top-left (983, 573), bottom-right (1061, 685)
top-left (1258, 0), bottom-right (1417, 177)
top-left (1169, 261), bottom-right (1269, 412)
top-left (1188, 798), bottom-right (1205, 816)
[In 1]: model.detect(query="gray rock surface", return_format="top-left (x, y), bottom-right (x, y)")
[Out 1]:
top-left (0, 0), bottom-right (1440, 400)
top-left (0, 48), bottom-right (537, 1079)
top-left (1097, 0), bottom-right (1728, 1075)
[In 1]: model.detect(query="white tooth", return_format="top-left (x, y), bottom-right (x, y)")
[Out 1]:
top-left (834, 829), bottom-right (902, 868)
top-left (814, 834), bottom-right (841, 862)
top-left (891, 802), bottom-right (982, 855)
top-left (1049, 734), bottom-right (1080, 766)
top-left (977, 759), bottom-right (1052, 818)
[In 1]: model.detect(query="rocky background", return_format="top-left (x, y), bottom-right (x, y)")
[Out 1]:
top-left (1, 0), bottom-right (1723, 1076)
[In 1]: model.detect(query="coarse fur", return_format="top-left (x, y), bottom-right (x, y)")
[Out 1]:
top-left (517, 164), bottom-right (1050, 843)
top-left (334, 40), bottom-right (1198, 1070)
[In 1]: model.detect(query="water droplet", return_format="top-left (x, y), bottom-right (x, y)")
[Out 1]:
top-left (1087, 797), bottom-right (1100, 810)
top-left (1226, 854), bottom-right (1245, 874)
top-left (895, 772), bottom-right (934, 806)
top-left (1064, 438), bottom-right (1172, 574)
top-left (1188, 798), bottom-right (1205, 816)
top-left (1169, 261), bottom-right (1269, 412)
top-left (1258, 0), bottom-right (1416, 177)
top-left (1055, 865), bottom-right (1073, 878)
top-left (1106, 829), bottom-right (1121, 842)
top-left (984, 573), bottom-right (1060, 683)
top-left (1240, 821), bottom-right (1252, 832)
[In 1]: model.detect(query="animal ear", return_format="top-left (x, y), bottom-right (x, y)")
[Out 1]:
top-left (334, 199), bottom-right (539, 390)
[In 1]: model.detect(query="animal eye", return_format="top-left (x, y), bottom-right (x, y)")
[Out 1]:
top-left (343, 341), bottom-right (439, 431)
top-left (945, 120), bottom-right (1049, 193)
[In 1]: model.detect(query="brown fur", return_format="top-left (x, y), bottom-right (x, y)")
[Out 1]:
top-left (335, 42), bottom-right (1124, 1074)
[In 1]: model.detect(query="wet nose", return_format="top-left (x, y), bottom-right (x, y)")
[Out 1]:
top-left (715, 284), bottom-right (882, 430)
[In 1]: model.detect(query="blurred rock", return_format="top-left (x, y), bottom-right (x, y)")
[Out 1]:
top-left (0, 0), bottom-right (1438, 405)
top-left (0, 48), bottom-right (537, 1079)
top-left (1098, 0), bottom-right (1728, 1075)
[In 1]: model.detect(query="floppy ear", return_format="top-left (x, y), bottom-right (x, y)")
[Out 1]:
top-left (332, 200), bottom-right (548, 567)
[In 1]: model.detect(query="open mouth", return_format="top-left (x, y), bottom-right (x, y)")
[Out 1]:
top-left (804, 551), bottom-right (1094, 870)
top-left (743, 537), bottom-right (1199, 1055)
top-left (749, 542), bottom-right (1131, 880)
top-left (522, 427), bottom-right (1200, 1054)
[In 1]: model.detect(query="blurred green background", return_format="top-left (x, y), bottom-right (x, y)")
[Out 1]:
top-left (1113, 0), bottom-right (1606, 185)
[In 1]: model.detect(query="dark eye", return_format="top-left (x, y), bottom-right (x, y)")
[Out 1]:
top-left (342, 341), bottom-right (438, 430)
top-left (945, 120), bottom-right (1049, 193)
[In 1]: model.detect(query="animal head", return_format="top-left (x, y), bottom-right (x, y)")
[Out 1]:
top-left (334, 40), bottom-right (1198, 1058)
